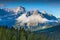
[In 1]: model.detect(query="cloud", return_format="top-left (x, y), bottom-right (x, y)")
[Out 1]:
top-left (0, 4), bottom-right (6, 7)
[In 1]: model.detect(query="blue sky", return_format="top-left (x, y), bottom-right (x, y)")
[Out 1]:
top-left (0, 1), bottom-right (60, 18)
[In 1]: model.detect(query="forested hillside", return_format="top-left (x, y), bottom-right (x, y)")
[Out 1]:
top-left (0, 24), bottom-right (60, 40)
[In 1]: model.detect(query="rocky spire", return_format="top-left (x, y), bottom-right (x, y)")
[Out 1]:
top-left (33, 9), bottom-right (39, 15)
top-left (14, 6), bottom-right (25, 14)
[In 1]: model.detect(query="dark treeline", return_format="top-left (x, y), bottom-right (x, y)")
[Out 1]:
top-left (0, 24), bottom-right (60, 40)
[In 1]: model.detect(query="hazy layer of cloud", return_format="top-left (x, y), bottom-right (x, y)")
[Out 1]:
top-left (0, 4), bottom-right (6, 7)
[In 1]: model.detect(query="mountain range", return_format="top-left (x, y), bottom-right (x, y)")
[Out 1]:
top-left (0, 6), bottom-right (59, 31)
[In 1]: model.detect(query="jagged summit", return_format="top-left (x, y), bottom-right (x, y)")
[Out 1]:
top-left (14, 6), bottom-right (25, 13)
top-left (33, 9), bottom-right (39, 14)
top-left (0, 6), bottom-right (57, 20)
top-left (0, 6), bottom-right (59, 30)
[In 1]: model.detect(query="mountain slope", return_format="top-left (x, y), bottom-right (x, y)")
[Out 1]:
top-left (0, 6), bottom-right (59, 30)
top-left (0, 6), bottom-right (26, 28)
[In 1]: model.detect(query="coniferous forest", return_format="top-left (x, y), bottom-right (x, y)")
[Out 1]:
top-left (0, 24), bottom-right (60, 40)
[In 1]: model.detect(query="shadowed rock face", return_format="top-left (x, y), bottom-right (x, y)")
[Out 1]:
top-left (58, 18), bottom-right (60, 23)
top-left (42, 14), bottom-right (57, 20)
top-left (0, 8), bottom-right (19, 27)
top-left (0, 9), bottom-right (9, 16)
top-left (0, 6), bottom-right (58, 29)
top-left (26, 9), bottom-right (57, 20)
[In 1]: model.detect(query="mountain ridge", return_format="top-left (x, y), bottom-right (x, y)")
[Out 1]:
top-left (0, 6), bottom-right (59, 31)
